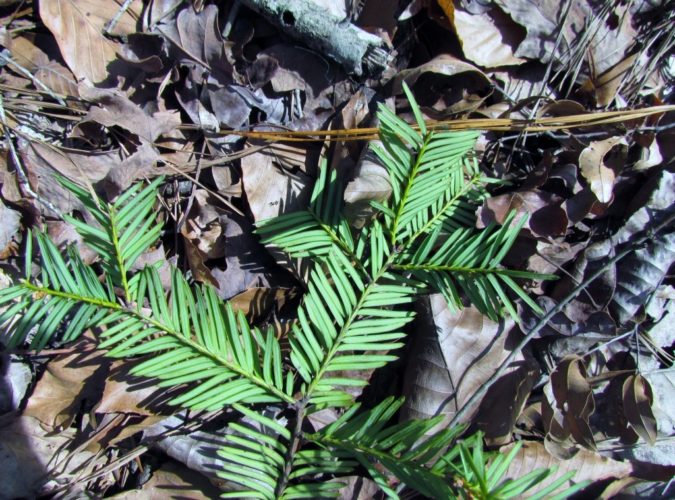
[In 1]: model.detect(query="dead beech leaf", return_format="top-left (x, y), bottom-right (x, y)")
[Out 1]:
top-left (394, 54), bottom-right (492, 116)
top-left (24, 338), bottom-right (108, 431)
top-left (622, 374), bottom-right (657, 445)
top-left (548, 356), bottom-right (596, 450)
top-left (39, 0), bottom-right (142, 83)
top-left (8, 34), bottom-right (78, 96)
top-left (453, 4), bottom-right (525, 68)
top-left (501, 441), bottom-right (632, 496)
top-left (96, 361), bottom-right (174, 417)
top-left (476, 190), bottom-right (568, 237)
top-left (578, 137), bottom-right (627, 203)
top-left (343, 145), bottom-right (392, 228)
top-left (108, 461), bottom-right (222, 499)
top-left (240, 148), bottom-right (311, 222)
top-left (401, 296), bottom-right (534, 441)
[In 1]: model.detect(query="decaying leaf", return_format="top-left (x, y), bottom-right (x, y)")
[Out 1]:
top-left (0, 415), bottom-right (101, 497)
top-left (453, 3), bottom-right (525, 68)
top-left (622, 374), bottom-right (657, 445)
top-left (402, 295), bottom-right (535, 442)
top-left (501, 441), bottom-right (633, 496)
top-left (39, 0), bottom-right (142, 83)
top-left (24, 337), bottom-right (108, 431)
top-left (109, 461), bottom-right (223, 499)
top-left (394, 54), bottom-right (493, 116)
top-left (544, 355), bottom-right (596, 450)
top-left (578, 137), bottom-right (627, 204)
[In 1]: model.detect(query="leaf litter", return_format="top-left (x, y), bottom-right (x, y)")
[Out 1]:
top-left (0, 0), bottom-right (673, 496)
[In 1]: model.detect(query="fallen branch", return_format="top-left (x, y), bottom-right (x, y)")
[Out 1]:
top-left (239, 0), bottom-right (390, 76)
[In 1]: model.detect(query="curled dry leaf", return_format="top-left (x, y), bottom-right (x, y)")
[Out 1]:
top-left (544, 355), bottom-right (596, 450)
top-left (38, 0), bottom-right (142, 83)
top-left (578, 136), bottom-right (627, 204)
top-left (452, 3), bottom-right (525, 68)
top-left (476, 190), bottom-right (568, 237)
top-left (394, 54), bottom-right (493, 116)
top-left (622, 374), bottom-right (657, 445)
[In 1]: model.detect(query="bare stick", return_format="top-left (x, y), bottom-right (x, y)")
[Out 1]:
top-left (104, 0), bottom-right (135, 36)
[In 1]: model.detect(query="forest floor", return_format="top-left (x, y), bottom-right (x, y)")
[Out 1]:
top-left (0, 0), bottom-right (674, 498)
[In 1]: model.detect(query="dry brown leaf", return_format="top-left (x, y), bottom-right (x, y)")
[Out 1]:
top-left (401, 296), bottom-right (535, 441)
top-left (501, 441), bottom-right (633, 496)
top-left (79, 85), bottom-right (181, 142)
top-left (476, 190), bottom-right (568, 237)
top-left (240, 148), bottom-right (311, 222)
top-left (498, 0), bottom-right (635, 77)
top-left (394, 54), bottom-right (492, 116)
top-left (0, 198), bottom-right (20, 258)
top-left (96, 361), bottom-right (174, 417)
top-left (109, 460), bottom-right (222, 499)
top-left (39, 0), bottom-right (142, 83)
top-left (24, 338), bottom-right (108, 431)
top-left (622, 374), bottom-right (657, 445)
top-left (581, 54), bottom-right (639, 106)
top-left (578, 136), bottom-right (627, 203)
top-left (435, 0), bottom-right (454, 24)
top-left (0, 415), bottom-right (101, 498)
top-left (453, 4), bottom-right (525, 68)
top-left (344, 146), bottom-right (392, 228)
top-left (8, 34), bottom-right (78, 96)
top-left (229, 286), bottom-right (298, 322)
top-left (547, 355), bottom-right (596, 450)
